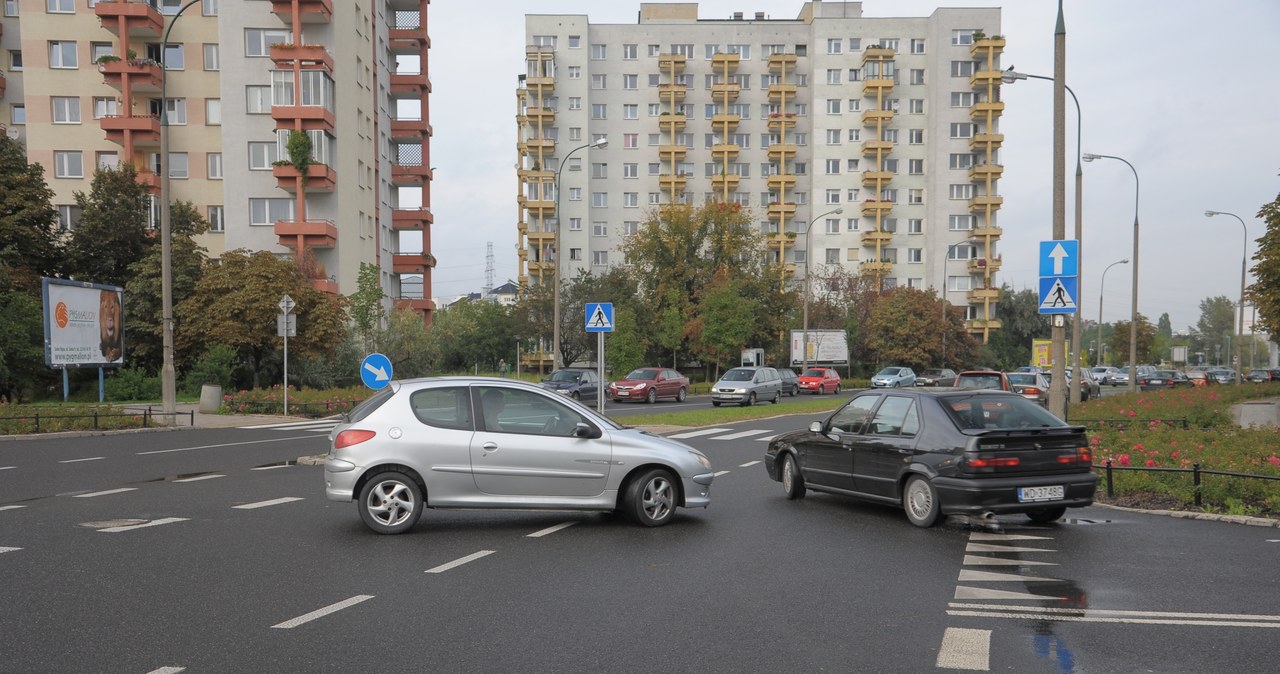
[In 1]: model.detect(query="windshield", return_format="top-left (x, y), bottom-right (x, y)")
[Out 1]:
top-left (1007, 373), bottom-right (1038, 386)
top-left (721, 368), bottom-right (755, 382)
top-left (624, 369), bottom-right (658, 380)
top-left (941, 393), bottom-right (1068, 430)
top-left (876, 368), bottom-right (901, 377)
top-left (803, 369), bottom-right (826, 377)
top-left (957, 374), bottom-right (1002, 390)
top-left (548, 370), bottom-right (582, 383)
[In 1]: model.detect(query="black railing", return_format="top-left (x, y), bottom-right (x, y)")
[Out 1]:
top-left (0, 408), bottom-right (194, 433)
top-left (222, 399), bottom-right (364, 419)
top-left (1097, 459), bottom-right (1280, 507)
top-left (1078, 418), bottom-right (1190, 430)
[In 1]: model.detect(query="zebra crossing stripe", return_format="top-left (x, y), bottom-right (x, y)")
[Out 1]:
top-left (239, 419), bottom-right (339, 431)
top-left (958, 569), bottom-right (1061, 583)
top-left (966, 542), bottom-right (1055, 553)
top-left (667, 428), bottom-right (732, 439)
top-left (712, 429), bottom-right (772, 441)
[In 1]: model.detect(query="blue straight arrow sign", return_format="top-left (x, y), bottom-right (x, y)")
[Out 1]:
top-left (1039, 240), bottom-right (1079, 277)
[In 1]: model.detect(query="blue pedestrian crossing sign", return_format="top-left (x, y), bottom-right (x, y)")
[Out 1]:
top-left (1038, 277), bottom-right (1079, 315)
top-left (1039, 240), bottom-right (1079, 277)
top-left (360, 353), bottom-right (393, 390)
top-left (585, 302), bottom-right (614, 333)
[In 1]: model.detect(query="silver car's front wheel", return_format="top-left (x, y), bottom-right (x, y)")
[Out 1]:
top-left (358, 471), bottom-right (424, 535)
top-left (624, 469), bottom-right (677, 527)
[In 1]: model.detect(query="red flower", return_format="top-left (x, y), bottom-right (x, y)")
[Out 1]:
top-left (1268, 456), bottom-right (1280, 468)
top-left (1117, 454), bottom-right (1132, 466)
top-left (1170, 451), bottom-right (1180, 459)
top-left (1145, 459), bottom-right (1158, 467)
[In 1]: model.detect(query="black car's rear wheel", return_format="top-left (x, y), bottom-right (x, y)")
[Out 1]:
top-left (358, 471), bottom-right (423, 535)
top-left (624, 468), bottom-right (677, 527)
top-left (781, 453), bottom-right (806, 500)
top-left (902, 475), bottom-right (941, 527)
top-left (1026, 506), bottom-right (1067, 524)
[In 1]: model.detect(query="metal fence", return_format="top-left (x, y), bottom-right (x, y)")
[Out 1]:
top-left (1077, 418), bottom-right (1190, 430)
top-left (223, 399), bottom-right (364, 419)
top-left (1096, 459), bottom-right (1280, 507)
top-left (0, 408), bottom-right (194, 433)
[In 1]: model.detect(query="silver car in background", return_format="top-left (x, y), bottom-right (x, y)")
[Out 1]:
top-left (325, 377), bottom-right (714, 534)
top-left (710, 366), bottom-right (783, 407)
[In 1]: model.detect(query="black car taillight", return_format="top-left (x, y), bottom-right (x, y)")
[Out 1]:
top-left (962, 454), bottom-right (1021, 473)
top-left (335, 429), bottom-right (376, 449)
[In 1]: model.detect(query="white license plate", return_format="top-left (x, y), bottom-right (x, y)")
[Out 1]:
top-left (1018, 485), bottom-right (1064, 502)
top-left (617, 392), bottom-right (629, 397)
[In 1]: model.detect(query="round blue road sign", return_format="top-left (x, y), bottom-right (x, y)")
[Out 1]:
top-left (360, 353), bottom-right (393, 390)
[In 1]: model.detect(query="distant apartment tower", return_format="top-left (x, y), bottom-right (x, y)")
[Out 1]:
top-left (516, 1), bottom-right (1004, 341)
top-left (0, 0), bottom-right (436, 323)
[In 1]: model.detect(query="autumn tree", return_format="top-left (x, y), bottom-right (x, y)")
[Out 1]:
top-left (64, 164), bottom-right (153, 288)
top-left (696, 272), bottom-right (758, 373)
top-left (1251, 192), bottom-right (1280, 341)
top-left (983, 286), bottom-right (1051, 370)
top-left (380, 307), bottom-right (434, 378)
top-left (1108, 314), bottom-right (1157, 365)
top-left (865, 287), bottom-right (976, 371)
top-left (1193, 295), bottom-right (1236, 364)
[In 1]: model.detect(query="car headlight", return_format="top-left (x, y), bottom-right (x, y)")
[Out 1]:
top-left (689, 451), bottom-right (712, 470)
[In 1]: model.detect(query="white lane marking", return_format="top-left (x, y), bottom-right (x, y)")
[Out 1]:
top-left (667, 427), bottom-right (732, 439)
top-left (233, 497), bottom-right (304, 510)
top-left (136, 435), bottom-right (315, 455)
top-left (0, 505), bottom-right (26, 511)
top-left (1, 466), bottom-right (17, 470)
top-left (271, 595), bottom-right (374, 629)
top-left (527, 521), bottom-right (577, 538)
top-left (947, 608), bottom-right (1280, 629)
top-left (935, 627), bottom-right (990, 671)
top-left (739, 460), bottom-right (761, 468)
top-left (147, 667), bottom-right (186, 674)
top-left (98, 518), bottom-right (189, 533)
top-left (754, 434), bottom-right (777, 442)
top-left (962, 555), bottom-right (1057, 567)
top-left (1, 546), bottom-right (21, 554)
top-left (712, 429), bottom-right (772, 440)
top-left (1267, 539), bottom-right (1280, 543)
top-left (955, 586), bottom-right (1065, 601)
top-left (240, 419), bottom-right (338, 430)
top-left (949, 603), bottom-right (1280, 623)
top-left (958, 569), bottom-right (1061, 583)
top-left (173, 474), bottom-right (225, 483)
top-left (425, 550), bottom-right (495, 574)
top-left (966, 542), bottom-right (1056, 553)
top-left (73, 488), bottom-right (138, 498)
top-left (59, 457), bottom-right (105, 464)
top-left (712, 470), bottom-right (731, 477)
top-left (250, 464), bottom-right (292, 471)
top-left (969, 532), bottom-right (1053, 541)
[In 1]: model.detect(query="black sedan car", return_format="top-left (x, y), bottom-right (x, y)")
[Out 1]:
top-left (1138, 369), bottom-right (1192, 391)
top-left (764, 389), bottom-right (1096, 527)
top-left (915, 368), bottom-right (958, 387)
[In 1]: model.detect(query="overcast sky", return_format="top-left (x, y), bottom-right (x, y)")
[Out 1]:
top-left (425, 0), bottom-right (1280, 333)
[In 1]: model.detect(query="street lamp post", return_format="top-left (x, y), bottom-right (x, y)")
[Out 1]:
top-left (1003, 68), bottom-right (1084, 403)
top-left (801, 208), bottom-right (843, 373)
top-left (1096, 259), bottom-right (1129, 367)
top-left (1205, 210), bottom-right (1248, 384)
top-left (1082, 152), bottom-right (1140, 393)
top-left (550, 137), bottom-right (607, 370)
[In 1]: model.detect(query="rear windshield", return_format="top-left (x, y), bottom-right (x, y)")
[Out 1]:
top-left (548, 370), bottom-right (583, 382)
top-left (877, 368), bottom-right (902, 376)
top-left (940, 394), bottom-right (1067, 430)
top-left (803, 369), bottom-right (826, 377)
top-left (1006, 373), bottom-right (1037, 386)
top-left (957, 374), bottom-right (1003, 390)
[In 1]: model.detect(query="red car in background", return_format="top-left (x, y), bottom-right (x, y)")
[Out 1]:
top-left (798, 368), bottom-right (842, 394)
top-left (608, 367), bottom-right (690, 404)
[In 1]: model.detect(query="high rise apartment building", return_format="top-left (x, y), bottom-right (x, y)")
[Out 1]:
top-left (517, 1), bottom-right (1005, 341)
top-left (0, 0), bottom-right (435, 322)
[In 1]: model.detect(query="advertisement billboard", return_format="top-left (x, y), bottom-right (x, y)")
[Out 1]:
top-left (790, 329), bottom-right (849, 366)
top-left (42, 278), bottom-right (125, 367)
top-left (1031, 339), bottom-right (1070, 368)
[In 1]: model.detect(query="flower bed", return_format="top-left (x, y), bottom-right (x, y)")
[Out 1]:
top-left (222, 385), bottom-right (368, 418)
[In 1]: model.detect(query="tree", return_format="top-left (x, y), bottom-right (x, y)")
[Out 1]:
top-left (865, 287), bottom-right (977, 370)
top-left (0, 136), bottom-right (61, 289)
top-left (0, 267), bottom-right (51, 403)
top-left (1193, 295), bottom-right (1236, 365)
top-left (348, 262), bottom-right (386, 351)
top-left (176, 250), bottom-right (347, 389)
top-left (380, 308), bottom-right (434, 378)
top-left (64, 164), bottom-right (153, 288)
top-left (124, 200), bottom-right (208, 373)
top-left (1251, 191), bottom-right (1280, 340)
top-left (1108, 314), bottom-right (1158, 365)
top-left (983, 286), bottom-right (1050, 370)
top-left (697, 272), bottom-right (758, 371)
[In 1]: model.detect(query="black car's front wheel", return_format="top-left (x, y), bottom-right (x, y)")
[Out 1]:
top-left (624, 468), bottom-right (677, 527)
top-left (781, 453), bottom-right (806, 500)
top-left (902, 475), bottom-right (941, 527)
top-left (1026, 506), bottom-right (1067, 524)
top-left (358, 471), bottom-right (424, 535)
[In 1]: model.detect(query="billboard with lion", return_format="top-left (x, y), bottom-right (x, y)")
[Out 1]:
top-left (42, 278), bottom-right (126, 367)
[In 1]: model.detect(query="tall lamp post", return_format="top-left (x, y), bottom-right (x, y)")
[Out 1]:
top-left (159, 0), bottom-right (206, 417)
top-left (800, 207), bottom-right (843, 372)
top-left (551, 137), bottom-right (607, 370)
top-left (1205, 210), bottom-right (1248, 384)
top-left (940, 239), bottom-right (976, 366)
top-left (1096, 258), bottom-right (1128, 367)
top-left (1082, 152), bottom-right (1140, 393)
top-left (1004, 69), bottom-right (1084, 402)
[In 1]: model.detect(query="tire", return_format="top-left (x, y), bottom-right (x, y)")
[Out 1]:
top-left (818, 385), bottom-right (825, 395)
top-left (1026, 506), bottom-right (1067, 524)
top-left (771, 390), bottom-right (780, 404)
top-left (902, 475), bottom-right (941, 528)
top-left (357, 471), bottom-right (424, 535)
top-left (676, 387), bottom-right (687, 402)
top-left (646, 388), bottom-right (658, 404)
top-left (712, 401), bottom-right (721, 407)
top-left (623, 468), bottom-right (677, 527)
top-left (781, 453), bottom-right (806, 500)
top-left (834, 384), bottom-right (841, 394)
top-left (570, 391), bottom-right (581, 400)
top-left (741, 392), bottom-right (756, 407)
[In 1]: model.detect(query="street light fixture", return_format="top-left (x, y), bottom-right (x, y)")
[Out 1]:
top-left (1205, 210), bottom-right (1248, 384)
top-left (1082, 152), bottom-right (1140, 393)
top-left (551, 136), bottom-right (607, 370)
top-left (801, 207), bottom-right (843, 373)
top-left (1096, 258), bottom-right (1128, 367)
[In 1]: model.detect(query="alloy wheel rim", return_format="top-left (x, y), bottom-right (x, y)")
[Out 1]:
top-left (642, 477), bottom-right (672, 521)
top-left (368, 481), bottom-right (414, 526)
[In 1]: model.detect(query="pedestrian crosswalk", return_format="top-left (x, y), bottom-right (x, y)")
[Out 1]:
top-left (239, 419), bottom-right (339, 433)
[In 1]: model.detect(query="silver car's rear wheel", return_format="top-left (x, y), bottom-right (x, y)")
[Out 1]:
top-left (358, 471), bottom-right (424, 535)
top-left (625, 468), bottom-right (677, 527)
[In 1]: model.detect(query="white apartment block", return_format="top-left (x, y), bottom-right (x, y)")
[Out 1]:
top-left (517, 1), bottom-right (1005, 340)
top-left (0, 0), bottom-right (436, 323)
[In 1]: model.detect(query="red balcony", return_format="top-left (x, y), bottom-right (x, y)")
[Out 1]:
top-left (275, 219), bottom-right (337, 249)
top-left (270, 0), bottom-right (333, 24)
top-left (393, 252), bottom-right (435, 275)
top-left (136, 170), bottom-right (161, 193)
top-left (390, 116), bottom-right (432, 140)
top-left (0, 73), bottom-right (5, 99)
top-left (269, 44), bottom-right (334, 73)
top-left (100, 114), bottom-right (161, 145)
top-left (395, 296), bottom-right (436, 315)
top-left (271, 105), bottom-right (335, 133)
top-left (309, 278), bottom-right (339, 294)
top-left (390, 72), bottom-right (431, 97)
top-left (390, 22), bottom-right (429, 54)
top-left (94, 0), bottom-right (163, 38)
top-left (391, 163), bottom-right (433, 186)
top-left (98, 58), bottom-right (163, 93)
top-left (272, 162), bottom-right (337, 193)
top-left (392, 207), bottom-right (433, 231)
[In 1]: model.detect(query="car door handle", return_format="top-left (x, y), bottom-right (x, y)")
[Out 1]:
top-left (482, 442), bottom-right (498, 451)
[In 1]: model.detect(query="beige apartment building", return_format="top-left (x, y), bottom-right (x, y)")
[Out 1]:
top-left (0, 0), bottom-right (435, 322)
top-left (517, 0), bottom-right (1005, 346)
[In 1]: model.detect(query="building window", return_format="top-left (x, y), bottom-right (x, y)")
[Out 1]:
top-left (205, 99), bottom-right (221, 125)
top-left (948, 245), bottom-right (977, 260)
top-left (207, 206), bottom-right (224, 232)
top-left (911, 38), bottom-right (926, 54)
top-left (624, 193), bottom-right (638, 207)
top-left (951, 61), bottom-right (975, 77)
top-left (245, 28), bottom-right (291, 57)
top-left (825, 159), bottom-right (840, 174)
top-left (567, 66), bottom-right (581, 79)
top-left (881, 39), bottom-right (900, 51)
top-left (949, 215), bottom-right (974, 231)
top-left (623, 104), bottom-right (638, 119)
top-left (52, 97), bottom-right (80, 124)
top-left (592, 251), bottom-right (609, 266)
top-left (207, 153), bottom-right (223, 179)
top-left (149, 98), bottom-right (187, 125)
top-left (54, 151), bottom-right (83, 178)
top-left (9, 50), bottom-right (23, 71)
top-left (5, 0), bottom-right (19, 16)
top-left (248, 142), bottom-right (278, 169)
top-left (203, 44), bottom-right (220, 70)
top-left (846, 218), bottom-right (860, 232)
top-left (624, 74), bottom-right (638, 90)
top-left (826, 99), bottom-right (840, 114)
top-left (909, 189), bottom-right (923, 205)
top-left (908, 219), bottom-right (923, 234)
top-left (623, 163), bottom-right (638, 178)
top-left (246, 86), bottom-right (271, 113)
top-left (908, 159), bottom-right (924, 175)
top-left (591, 163), bottom-right (608, 179)
top-left (910, 69), bottom-right (925, 85)
top-left (825, 189), bottom-right (840, 204)
top-left (49, 41), bottom-right (78, 69)
top-left (623, 133), bottom-right (638, 149)
top-left (568, 188), bottom-right (581, 201)
top-left (826, 69), bottom-right (841, 85)
top-left (569, 218), bottom-right (582, 231)
top-left (569, 248), bottom-right (582, 261)
top-left (96, 151), bottom-right (119, 170)
top-left (167, 152), bottom-right (189, 179)
top-left (592, 222), bottom-right (608, 236)
top-left (57, 205), bottom-right (81, 231)
top-left (591, 104), bottom-right (606, 119)
top-left (47, 0), bottom-right (74, 12)
top-left (623, 44), bottom-right (637, 59)
top-left (950, 184), bottom-right (975, 200)
top-left (907, 249), bottom-right (923, 263)
top-left (909, 99), bottom-right (924, 114)
top-left (202, 0), bottom-right (218, 16)
top-left (590, 44), bottom-right (606, 59)
top-left (949, 122), bottom-right (974, 138)
top-left (568, 97), bottom-right (581, 110)
top-left (952, 30), bottom-right (975, 46)
top-left (249, 198), bottom-right (293, 225)
top-left (949, 154), bottom-right (975, 170)
top-left (950, 92), bottom-right (974, 107)
top-left (90, 42), bottom-right (114, 62)
top-left (591, 74), bottom-right (606, 89)
top-left (826, 38), bottom-right (841, 54)
top-left (92, 97), bottom-right (118, 119)
top-left (825, 129), bottom-right (841, 146)
top-left (567, 35), bottom-right (579, 48)
top-left (592, 192), bottom-right (608, 208)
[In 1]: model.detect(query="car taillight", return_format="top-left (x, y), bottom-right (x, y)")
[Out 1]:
top-left (966, 456), bottom-right (1021, 468)
top-left (1024, 387), bottom-right (1042, 395)
top-left (334, 429), bottom-right (376, 449)
top-left (1058, 448), bottom-right (1091, 465)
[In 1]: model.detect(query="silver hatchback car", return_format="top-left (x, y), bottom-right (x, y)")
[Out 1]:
top-left (325, 377), bottom-right (714, 534)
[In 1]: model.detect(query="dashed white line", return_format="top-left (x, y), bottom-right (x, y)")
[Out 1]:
top-left (250, 464), bottom-right (293, 471)
top-left (712, 429), bottom-right (772, 441)
top-left (949, 602), bottom-right (1280, 623)
top-left (98, 518), bottom-right (189, 533)
top-left (0, 466), bottom-right (16, 471)
top-left (954, 586), bottom-right (1061, 601)
top-left (754, 435), bottom-right (777, 442)
top-left (0, 505), bottom-right (26, 512)
top-left (667, 428), bottom-right (732, 439)
top-left (739, 460), bottom-right (761, 467)
top-left (271, 595), bottom-right (374, 629)
top-left (969, 532), bottom-right (1052, 541)
top-left (527, 521), bottom-right (578, 538)
top-left (425, 550), bottom-right (495, 574)
top-left (713, 470), bottom-right (731, 477)
top-left (59, 457), bottom-right (105, 464)
top-left (136, 435), bottom-right (314, 455)
top-left (0, 546), bottom-right (21, 554)
top-left (233, 497), bottom-right (304, 510)
top-left (146, 667), bottom-right (186, 674)
top-left (946, 603), bottom-right (1280, 628)
top-left (935, 627), bottom-right (990, 670)
top-left (73, 488), bottom-right (138, 498)
top-left (173, 474), bottom-right (225, 483)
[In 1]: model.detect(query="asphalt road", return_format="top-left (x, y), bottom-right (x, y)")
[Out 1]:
top-left (1, 411), bottom-right (1277, 673)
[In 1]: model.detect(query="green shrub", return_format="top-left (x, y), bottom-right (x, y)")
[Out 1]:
top-left (105, 366), bottom-right (161, 401)
top-left (183, 344), bottom-right (238, 395)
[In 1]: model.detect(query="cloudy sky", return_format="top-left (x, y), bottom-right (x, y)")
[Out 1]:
top-left (425, 0), bottom-right (1279, 333)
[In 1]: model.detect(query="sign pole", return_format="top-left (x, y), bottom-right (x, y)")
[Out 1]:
top-left (279, 295), bottom-right (295, 417)
top-left (597, 332), bottom-right (605, 410)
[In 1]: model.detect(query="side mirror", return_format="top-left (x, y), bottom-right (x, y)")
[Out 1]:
top-left (573, 422), bottom-right (600, 439)
top-left (808, 421), bottom-right (823, 433)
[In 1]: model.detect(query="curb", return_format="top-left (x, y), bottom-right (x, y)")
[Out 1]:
top-left (1093, 502), bottom-right (1280, 528)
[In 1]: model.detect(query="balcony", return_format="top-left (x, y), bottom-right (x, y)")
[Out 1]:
top-left (861, 199), bottom-right (894, 216)
top-left (861, 170), bottom-right (894, 187)
top-left (270, 0), bottom-right (334, 24)
top-left (389, 17), bottom-right (429, 53)
top-left (273, 162), bottom-right (338, 193)
top-left (766, 202), bottom-right (797, 218)
top-left (518, 137), bottom-right (556, 154)
top-left (393, 252), bottom-right (435, 275)
top-left (710, 143), bottom-right (740, 159)
top-left (767, 83), bottom-right (798, 100)
top-left (863, 46), bottom-right (896, 60)
top-left (971, 101), bottom-right (1005, 119)
top-left (392, 207), bottom-right (433, 231)
top-left (710, 174), bottom-right (741, 190)
top-left (658, 53), bottom-right (687, 71)
top-left (658, 144), bottom-right (688, 159)
top-left (861, 260), bottom-right (895, 275)
top-left (766, 143), bottom-right (798, 160)
top-left (94, 0), bottom-right (163, 38)
top-left (861, 78), bottom-right (895, 96)
top-left (517, 194), bottom-right (555, 213)
top-left (275, 219), bottom-right (338, 249)
top-left (766, 173), bottom-right (796, 190)
top-left (516, 167), bottom-right (553, 182)
top-left (860, 140), bottom-right (894, 156)
top-left (710, 82), bottom-right (741, 101)
top-left (395, 297), bottom-right (436, 315)
top-left (391, 116), bottom-right (432, 140)
top-left (658, 173), bottom-right (688, 191)
top-left (973, 224), bottom-right (1003, 238)
top-left (710, 113), bottom-right (741, 128)
top-left (391, 162), bottom-right (433, 186)
top-left (309, 278), bottom-right (340, 294)
top-left (768, 53), bottom-right (798, 72)
top-left (970, 38), bottom-right (1008, 58)
top-left (967, 287), bottom-right (1000, 302)
top-left (271, 104), bottom-right (336, 133)
top-left (0, 73), bottom-right (4, 98)
top-left (966, 318), bottom-right (1003, 331)
top-left (970, 70), bottom-right (1003, 90)
top-left (711, 52), bottom-right (741, 70)
top-left (860, 229), bottom-right (894, 246)
top-left (658, 112), bottom-right (687, 130)
top-left (860, 109), bottom-right (895, 127)
top-left (98, 58), bottom-right (162, 93)
top-left (766, 112), bottom-right (797, 129)
top-left (100, 114), bottom-right (160, 145)
top-left (136, 170), bottom-right (160, 193)
top-left (523, 74), bottom-right (555, 92)
top-left (969, 163), bottom-right (1004, 181)
top-left (969, 133), bottom-right (1004, 151)
top-left (969, 195), bottom-right (1004, 211)
top-left (968, 257), bottom-right (1003, 273)
top-left (391, 72), bottom-right (431, 97)
top-left (657, 83), bottom-right (687, 101)
top-left (518, 106), bottom-right (555, 126)
top-left (269, 44), bottom-right (334, 73)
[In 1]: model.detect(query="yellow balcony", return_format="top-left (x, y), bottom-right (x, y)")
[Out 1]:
top-left (767, 143), bottom-right (798, 160)
top-left (968, 257), bottom-right (1003, 273)
top-left (517, 195), bottom-right (556, 213)
top-left (518, 106), bottom-right (555, 126)
top-left (969, 195), bottom-right (1004, 211)
top-left (971, 101), bottom-right (1005, 119)
top-left (970, 133), bottom-right (1004, 150)
top-left (970, 38), bottom-right (1008, 59)
top-left (710, 82), bottom-right (741, 100)
top-left (658, 113), bottom-right (687, 130)
top-left (861, 109), bottom-right (895, 127)
top-left (524, 75), bottom-right (555, 91)
top-left (967, 318), bottom-right (1004, 331)
top-left (711, 174), bottom-right (741, 190)
top-left (712, 52), bottom-right (741, 70)
top-left (658, 173), bottom-right (688, 190)
top-left (517, 168), bottom-right (554, 182)
top-left (768, 53), bottom-right (798, 71)
top-left (658, 53), bottom-right (687, 71)
top-left (973, 225), bottom-right (1004, 238)
top-left (863, 46), bottom-right (896, 60)
top-left (968, 287), bottom-right (1000, 302)
top-left (861, 260), bottom-right (895, 274)
top-left (860, 229), bottom-right (894, 246)
top-left (525, 229), bottom-right (554, 243)
top-left (862, 78), bottom-right (895, 96)
top-left (658, 144), bottom-right (688, 159)
top-left (970, 70), bottom-right (1004, 89)
top-left (767, 202), bottom-right (798, 218)
top-left (767, 173), bottom-right (796, 190)
top-left (711, 113), bottom-right (741, 128)
top-left (861, 170), bottom-right (894, 187)
top-left (518, 138), bottom-right (556, 154)
top-left (861, 200), bottom-right (894, 216)
top-left (768, 84), bottom-right (798, 100)
top-left (766, 113), bottom-right (797, 129)
top-left (969, 163), bottom-right (1004, 181)
top-left (658, 83), bottom-right (687, 101)
top-left (861, 140), bottom-right (894, 156)
top-left (710, 144), bottom-right (740, 159)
